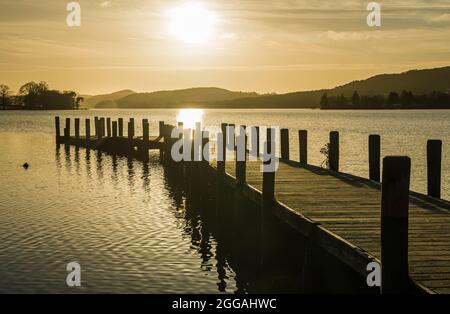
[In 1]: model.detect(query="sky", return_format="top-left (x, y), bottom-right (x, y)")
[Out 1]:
top-left (0, 0), bottom-right (449, 95)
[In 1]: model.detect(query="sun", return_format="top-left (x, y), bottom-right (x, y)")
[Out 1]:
top-left (168, 3), bottom-right (217, 44)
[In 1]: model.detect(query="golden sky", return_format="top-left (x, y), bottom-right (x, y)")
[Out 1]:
top-left (1, 0), bottom-right (449, 95)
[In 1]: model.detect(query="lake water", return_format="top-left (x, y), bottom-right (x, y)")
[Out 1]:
top-left (0, 109), bottom-right (449, 293)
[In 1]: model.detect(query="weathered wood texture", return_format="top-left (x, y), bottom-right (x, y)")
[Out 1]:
top-left (221, 159), bottom-right (450, 294)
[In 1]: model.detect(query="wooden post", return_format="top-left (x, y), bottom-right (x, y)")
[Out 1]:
top-left (427, 140), bottom-right (442, 198)
top-left (128, 118), bottom-right (135, 139)
top-left (159, 121), bottom-right (165, 160)
top-left (217, 123), bottom-right (227, 175)
top-left (255, 126), bottom-right (260, 157)
top-left (142, 119), bottom-right (149, 141)
top-left (159, 121), bottom-right (165, 137)
top-left (112, 121), bottom-right (118, 138)
top-left (280, 128), bottom-right (289, 160)
top-left (55, 117), bottom-right (60, 141)
top-left (100, 118), bottom-right (105, 139)
top-left (229, 124), bottom-right (236, 151)
top-left (381, 156), bottom-right (411, 294)
top-left (164, 124), bottom-right (175, 163)
top-left (369, 135), bottom-right (381, 182)
top-left (94, 117), bottom-right (99, 137)
top-left (236, 126), bottom-right (247, 185)
top-left (85, 119), bottom-right (90, 144)
top-left (299, 130), bottom-right (307, 164)
top-left (107, 118), bottom-right (112, 137)
top-left (262, 128), bottom-right (275, 211)
top-left (118, 118), bottom-right (123, 137)
top-left (329, 131), bottom-right (339, 171)
top-left (65, 118), bottom-right (71, 139)
top-left (75, 118), bottom-right (80, 139)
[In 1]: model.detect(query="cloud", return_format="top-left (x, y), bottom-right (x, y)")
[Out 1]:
top-left (428, 13), bottom-right (450, 23)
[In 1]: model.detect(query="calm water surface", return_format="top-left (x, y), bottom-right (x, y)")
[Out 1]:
top-left (0, 109), bottom-right (449, 293)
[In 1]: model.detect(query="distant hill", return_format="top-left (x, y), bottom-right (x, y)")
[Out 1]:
top-left (101, 87), bottom-right (260, 109)
top-left (89, 66), bottom-right (450, 109)
top-left (82, 89), bottom-right (135, 108)
top-left (212, 66), bottom-right (450, 108)
top-left (330, 66), bottom-right (450, 97)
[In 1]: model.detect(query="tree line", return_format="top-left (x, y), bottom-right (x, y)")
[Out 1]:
top-left (320, 90), bottom-right (450, 109)
top-left (0, 81), bottom-right (83, 110)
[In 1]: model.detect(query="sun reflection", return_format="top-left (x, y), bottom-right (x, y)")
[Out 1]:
top-left (176, 109), bottom-right (204, 129)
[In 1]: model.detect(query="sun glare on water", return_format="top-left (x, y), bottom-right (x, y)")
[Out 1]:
top-left (177, 109), bottom-right (204, 129)
top-left (168, 3), bottom-right (217, 45)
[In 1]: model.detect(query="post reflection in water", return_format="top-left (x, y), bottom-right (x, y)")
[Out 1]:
top-left (55, 144), bottom-right (305, 294)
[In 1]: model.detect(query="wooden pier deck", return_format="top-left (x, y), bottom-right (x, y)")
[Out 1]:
top-left (219, 160), bottom-right (450, 294)
top-left (55, 116), bottom-right (449, 294)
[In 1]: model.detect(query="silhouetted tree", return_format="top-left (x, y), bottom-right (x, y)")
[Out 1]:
top-left (387, 92), bottom-right (400, 106)
top-left (320, 92), bottom-right (329, 108)
top-left (17, 81), bottom-right (79, 109)
top-left (0, 84), bottom-right (10, 109)
top-left (351, 91), bottom-right (360, 106)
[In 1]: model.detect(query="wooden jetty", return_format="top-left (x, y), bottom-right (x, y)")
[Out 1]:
top-left (55, 116), bottom-right (450, 294)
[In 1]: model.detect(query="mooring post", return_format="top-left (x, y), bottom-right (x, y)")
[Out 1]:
top-left (112, 121), bottom-right (118, 138)
top-left (142, 119), bottom-right (149, 141)
top-left (255, 126), bottom-right (260, 157)
top-left (94, 117), bottom-right (99, 138)
top-left (55, 116), bottom-right (60, 142)
top-left (159, 121), bottom-right (165, 160)
top-left (229, 124), bottom-right (236, 151)
top-left (106, 118), bottom-right (112, 137)
top-left (65, 118), bottom-right (71, 139)
top-left (236, 125), bottom-right (247, 186)
top-left (280, 128), bottom-right (290, 161)
top-left (100, 118), bottom-right (105, 139)
top-left (369, 135), bottom-right (381, 182)
top-left (262, 128), bottom-right (276, 212)
top-left (75, 118), bottom-right (80, 140)
top-left (299, 130), bottom-right (308, 164)
top-left (128, 118), bottom-right (135, 139)
top-left (329, 131), bottom-right (339, 171)
top-left (427, 139), bottom-right (442, 198)
top-left (381, 156), bottom-right (411, 294)
top-left (118, 118), bottom-right (123, 137)
top-left (164, 125), bottom-right (175, 164)
top-left (85, 119), bottom-right (90, 145)
top-left (217, 123), bottom-right (228, 175)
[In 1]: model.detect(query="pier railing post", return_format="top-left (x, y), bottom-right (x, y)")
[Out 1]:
top-left (94, 117), bottom-right (99, 138)
top-left (369, 135), bottom-right (381, 182)
top-left (55, 116), bottom-right (60, 143)
top-left (280, 128), bottom-right (289, 161)
top-left (107, 118), bottom-right (112, 137)
top-left (75, 118), bottom-right (80, 140)
top-left (381, 156), bottom-right (411, 294)
top-left (217, 123), bottom-right (227, 175)
top-left (142, 119), bottom-right (149, 141)
top-left (128, 118), bottom-right (135, 139)
top-left (159, 121), bottom-right (165, 160)
top-left (118, 118), bottom-right (123, 137)
top-left (262, 128), bottom-right (276, 212)
top-left (85, 119), bottom-right (90, 145)
top-left (112, 121), bottom-right (118, 138)
top-left (236, 125), bottom-right (247, 186)
top-left (427, 139), bottom-right (442, 199)
top-left (329, 131), bottom-right (339, 171)
top-left (299, 130), bottom-right (307, 164)
top-left (65, 118), bottom-right (71, 139)
top-left (255, 126), bottom-right (260, 157)
top-left (100, 118), bottom-right (105, 139)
